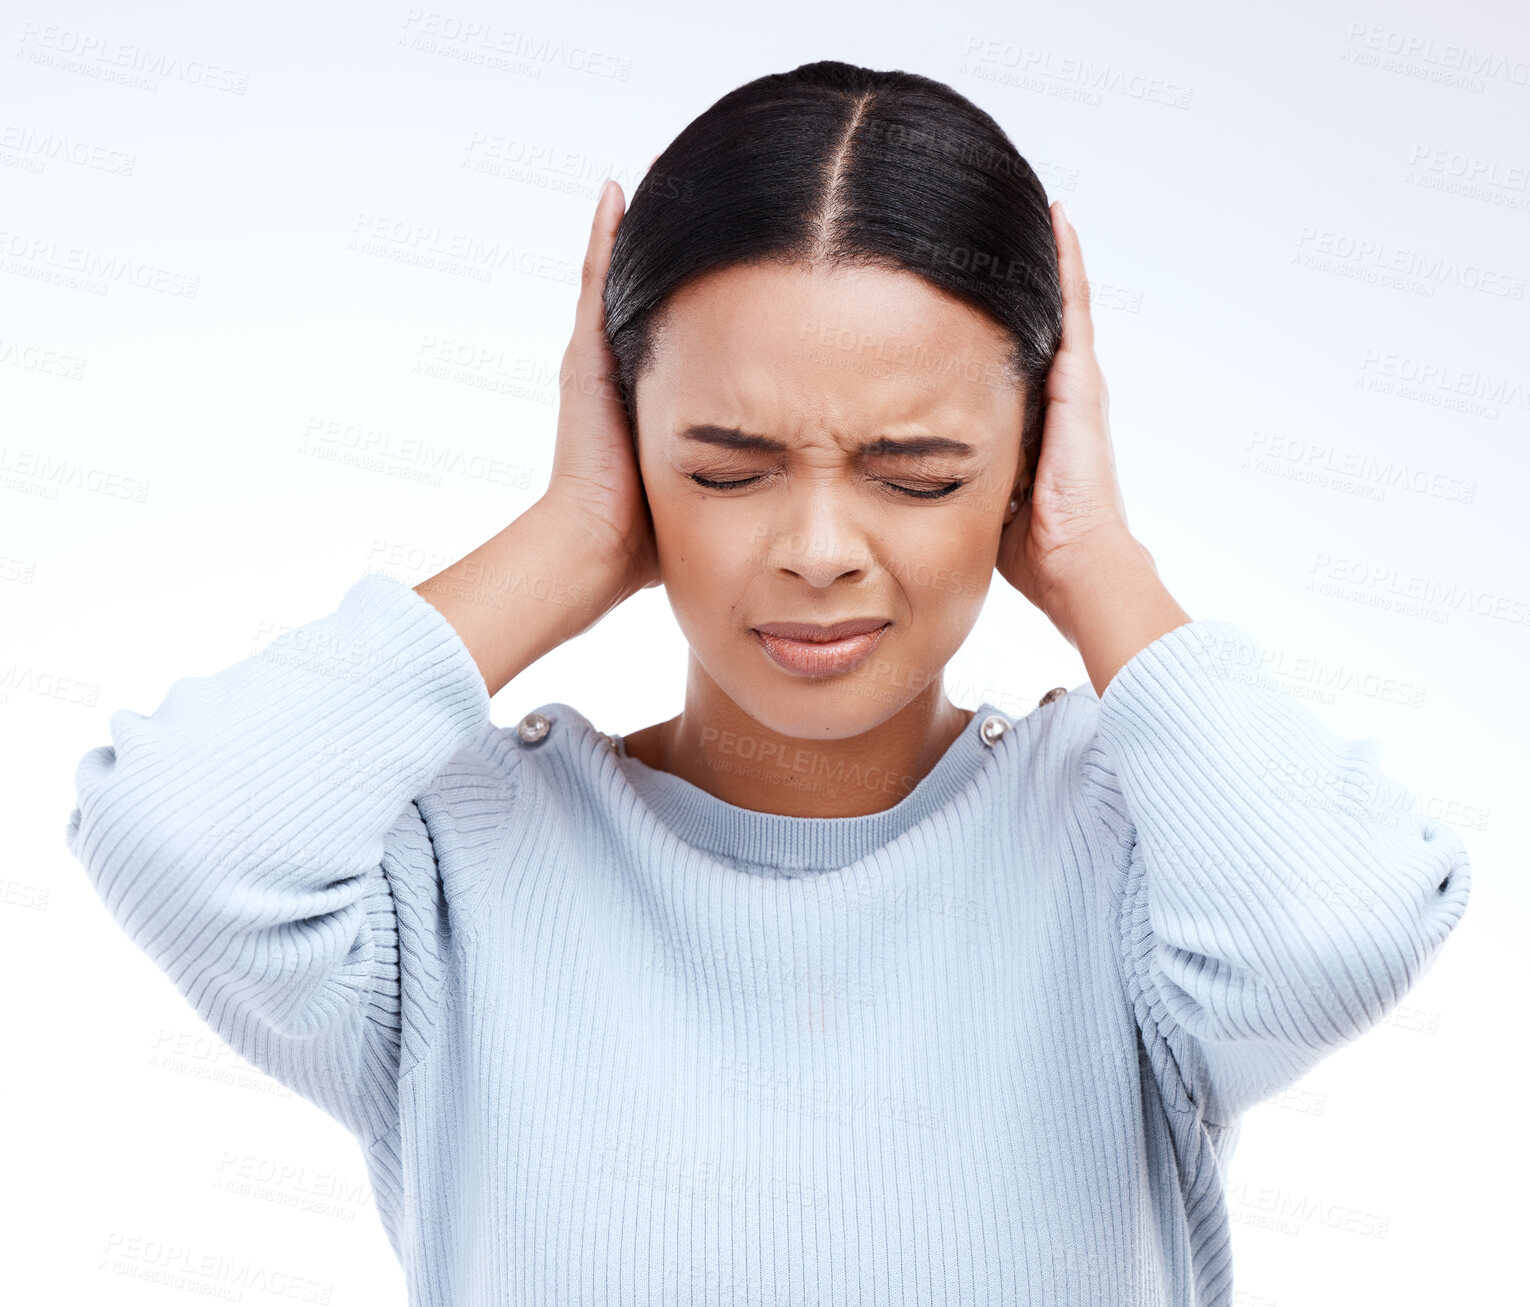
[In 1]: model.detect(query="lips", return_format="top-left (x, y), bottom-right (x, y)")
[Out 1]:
top-left (749, 618), bottom-right (891, 678)
top-left (751, 618), bottom-right (891, 642)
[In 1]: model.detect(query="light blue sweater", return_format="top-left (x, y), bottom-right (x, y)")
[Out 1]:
top-left (65, 572), bottom-right (1470, 1306)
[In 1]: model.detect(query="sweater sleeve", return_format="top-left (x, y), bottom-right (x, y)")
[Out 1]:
top-left (1080, 619), bottom-right (1471, 1127)
top-left (64, 572), bottom-right (491, 1143)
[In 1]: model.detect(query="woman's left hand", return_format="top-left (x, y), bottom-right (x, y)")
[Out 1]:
top-left (996, 201), bottom-right (1144, 633)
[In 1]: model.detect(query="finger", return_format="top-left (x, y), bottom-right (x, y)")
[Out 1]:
top-left (575, 179), bottom-right (624, 343)
top-left (1050, 200), bottom-right (1095, 358)
top-left (563, 181), bottom-right (627, 412)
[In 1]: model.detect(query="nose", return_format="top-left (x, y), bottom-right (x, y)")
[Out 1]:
top-left (754, 484), bottom-right (873, 587)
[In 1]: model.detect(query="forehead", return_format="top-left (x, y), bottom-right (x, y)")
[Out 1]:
top-left (642, 261), bottom-right (1020, 437)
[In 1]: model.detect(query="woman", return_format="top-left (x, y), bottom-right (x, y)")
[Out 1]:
top-left (67, 62), bottom-right (1469, 1306)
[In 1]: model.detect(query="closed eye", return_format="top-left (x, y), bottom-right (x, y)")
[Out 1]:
top-left (688, 473), bottom-right (966, 500)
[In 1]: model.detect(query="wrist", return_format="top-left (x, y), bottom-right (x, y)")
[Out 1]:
top-left (414, 502), bottom-right (611, 698)
top-left (1040, 529), bottom-right (1158, 647)
top-left (1040, 531), bottom-right (1191, 699)
top-left (527, 493), bottom-right (646, 614)
top-left (518, 495), bottom-right (633, 631)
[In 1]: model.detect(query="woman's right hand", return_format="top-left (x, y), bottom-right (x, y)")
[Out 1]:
top-left (415, 180), bottom-right (660, 696)
top-left (540, 179), bottom-right (661, 620)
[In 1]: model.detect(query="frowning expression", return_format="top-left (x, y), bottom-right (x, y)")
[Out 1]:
top-left (633, 259), bottom-right (1030, 738)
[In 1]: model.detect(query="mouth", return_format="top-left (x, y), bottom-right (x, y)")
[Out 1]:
top-left (749, 618), bottom-right (892, 678)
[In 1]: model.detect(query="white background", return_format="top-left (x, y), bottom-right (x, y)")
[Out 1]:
top-left (4, 0), bottom-right (1525, 1302)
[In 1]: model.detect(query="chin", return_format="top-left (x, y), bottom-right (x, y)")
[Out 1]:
top-left (726, 669), bottom-right (924, 741)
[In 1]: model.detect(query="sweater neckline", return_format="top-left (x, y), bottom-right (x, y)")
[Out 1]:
top-left (602, 703), bottom-right (1008, 875)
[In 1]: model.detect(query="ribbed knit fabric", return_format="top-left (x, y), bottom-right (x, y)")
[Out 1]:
top-left (65, 572), bottom-right (1471, 1306)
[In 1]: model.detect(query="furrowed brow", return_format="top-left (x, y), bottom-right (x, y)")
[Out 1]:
top-left (681, 424), bottom-right (976, 458)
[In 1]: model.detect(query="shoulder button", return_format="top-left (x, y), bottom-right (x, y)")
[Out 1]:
top-left (1038, 686), bottom-right (1068, 706)
top-left (516, 711), bottom-right (552, 745)
top-left (978, 713), bottom-right (1012, 746)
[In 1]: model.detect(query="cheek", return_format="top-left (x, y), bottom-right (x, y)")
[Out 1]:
top-left (887, 514), bottom-right (995, 618)
top-left (648, 501), bottom-right (751, 628)
top-left (644, 472), bottom-right (699, 564)
top-left (905, 513), bottom-right (988, 563)
top-left (650, 490), bottom-right (723, 568)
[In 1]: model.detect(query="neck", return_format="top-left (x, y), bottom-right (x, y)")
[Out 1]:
top-left (626, 665), bottom-right (975, 819)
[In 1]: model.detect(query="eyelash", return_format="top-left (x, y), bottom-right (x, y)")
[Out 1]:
top-left (688, 472), bottom-right (966, 500)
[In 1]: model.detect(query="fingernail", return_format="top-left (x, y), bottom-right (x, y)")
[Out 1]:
top-left (599, 178), bottom-right (614, 209)
top-left (1055, 197), bottom-right (1072, 228)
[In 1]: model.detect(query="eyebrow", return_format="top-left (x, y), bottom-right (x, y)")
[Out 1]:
top-left (680, 424), bottom-right (977, 458)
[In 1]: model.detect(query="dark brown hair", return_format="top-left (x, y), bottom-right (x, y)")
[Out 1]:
top-left (602, 60), bottom-right (1063, 456)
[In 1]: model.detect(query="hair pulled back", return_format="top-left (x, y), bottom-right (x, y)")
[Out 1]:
top-left (603, 60), bottom-right (1064, 451)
